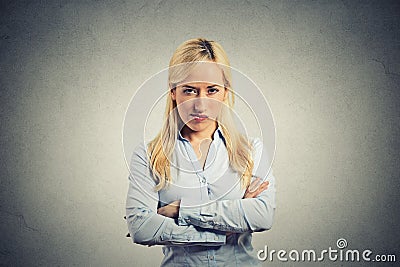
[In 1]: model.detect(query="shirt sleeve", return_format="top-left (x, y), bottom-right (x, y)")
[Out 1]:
top-left (125, 143), bottom-right (227, 247)
top-left (177, 137), bottom-right (276, 233)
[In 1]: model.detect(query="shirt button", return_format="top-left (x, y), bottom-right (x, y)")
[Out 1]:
top-left (209, 255), bottom-right (214, 260)
top-left (202, 177), bottom-right (206, 183)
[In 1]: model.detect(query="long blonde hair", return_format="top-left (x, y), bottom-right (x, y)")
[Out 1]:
top-left (148, 38), bottom-right (254, 191)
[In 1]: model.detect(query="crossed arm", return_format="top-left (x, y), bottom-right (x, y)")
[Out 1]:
top-left (126, 139), bottom-right (276, 247)
top-left (157, 177), bottom-right (270, 225)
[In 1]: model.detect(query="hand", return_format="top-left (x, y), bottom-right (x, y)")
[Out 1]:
top-left (157, 200), bottom-right (181, 219)
top-left (243, 177), bottom-right (269, 199)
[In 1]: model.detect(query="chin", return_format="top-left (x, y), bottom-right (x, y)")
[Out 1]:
top-left (186, 121), bottom-right (210, 132)
top-left (186, 125), bottom-right (204, 132)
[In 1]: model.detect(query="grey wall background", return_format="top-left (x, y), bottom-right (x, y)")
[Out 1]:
top-left (1, 0), bottom-right (399, 266)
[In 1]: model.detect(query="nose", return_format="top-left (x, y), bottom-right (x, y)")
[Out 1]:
top-left (193, 97), bottom-right (206, 112)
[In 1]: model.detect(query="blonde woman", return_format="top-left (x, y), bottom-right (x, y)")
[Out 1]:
top-left (126, 38), bottom-right (276, 266)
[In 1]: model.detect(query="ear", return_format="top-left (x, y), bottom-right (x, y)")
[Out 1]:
top-left (170, 88), bottom-right (176, 101)
top-left (223, 87), bottom-right (228, 101)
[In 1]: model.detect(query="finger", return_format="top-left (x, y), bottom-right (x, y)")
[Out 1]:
top-left (257, 182), bottom-right (268, 192)
top-left (247, 182), bottom-right (268, 198)
top-left (244, 190), bottom-right (257, 199)
top-left (244, 179), bottom-right (267, 198)
top-left (248, 179), bottom-right (268, 195)
top-left (261, 181), bottom-right (269, 189)
top-left (253, 181), bottom-right (269, 197)
top-left (248, 178), bottom-right (261, 193)
top-left (245, 179), bottom-right (256, 193)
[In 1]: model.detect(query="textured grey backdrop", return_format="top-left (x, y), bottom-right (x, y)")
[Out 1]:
top-left (1, 0), bottom-right (399, 266)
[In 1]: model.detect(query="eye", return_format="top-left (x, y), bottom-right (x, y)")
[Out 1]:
top-left (183, 88), bottom-right (197, 95)
top-left (208, 88), bottom-right (219, 94)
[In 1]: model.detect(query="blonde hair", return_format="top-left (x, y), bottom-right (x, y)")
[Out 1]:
top-left (148, 38), bottom-right (254, 191)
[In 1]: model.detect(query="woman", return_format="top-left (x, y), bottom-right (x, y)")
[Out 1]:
top-left (126, 38), bottom-right (276, 266)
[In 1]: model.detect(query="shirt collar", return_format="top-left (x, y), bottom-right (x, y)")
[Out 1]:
top-left (177, 124), bottom-right (225, 143)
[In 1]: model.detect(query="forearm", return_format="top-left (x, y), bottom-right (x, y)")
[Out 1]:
top-left (126, 206), bottom-right (226, 246)
top-left (178, 172), bottom-right (276, 233)
top-left (178, 196), bottom-right (275, 233)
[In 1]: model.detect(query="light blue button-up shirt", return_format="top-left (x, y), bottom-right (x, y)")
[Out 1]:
top-left (126, 126), bottom-right (276, 266)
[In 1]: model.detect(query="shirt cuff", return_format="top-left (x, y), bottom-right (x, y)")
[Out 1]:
top-left (160, 220), bottom-right (226, 246)
top-left (178, 197), bottom-right (206, 226)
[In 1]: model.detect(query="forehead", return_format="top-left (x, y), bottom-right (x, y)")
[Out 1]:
top-left (178, 62), bottom-right (225, 87)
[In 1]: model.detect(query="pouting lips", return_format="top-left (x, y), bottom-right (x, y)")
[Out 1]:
top-left (190, 114), bottom-right (208, 122)
top-left (190, 114), bottom-right (208, 119)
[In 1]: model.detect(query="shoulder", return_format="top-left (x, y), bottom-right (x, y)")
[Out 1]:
top-left (249, 136), bottom-right (264, 155)
top-left (248, 137), bottom-right (273, 180)
top-left (130, 141), bottom-right (150, 165)
top-left (248, 137), bottom-right (269, 169)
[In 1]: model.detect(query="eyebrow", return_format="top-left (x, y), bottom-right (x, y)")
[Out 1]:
top-left (181, 84), bottom-right (221, 89)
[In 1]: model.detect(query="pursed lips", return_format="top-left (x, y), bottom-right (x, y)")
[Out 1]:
top-left (190, 113), bottom-right (209, 122)
top-left (190, 113), bottom-right (208, 118)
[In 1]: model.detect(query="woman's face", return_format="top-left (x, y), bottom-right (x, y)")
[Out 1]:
top-left (171, 62), bottom-right (228, 134)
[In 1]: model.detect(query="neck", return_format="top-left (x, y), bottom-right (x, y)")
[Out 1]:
top-left (181, 123), bottom-right (218, 143)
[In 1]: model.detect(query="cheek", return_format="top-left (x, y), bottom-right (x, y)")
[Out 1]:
top-left (175, 100), bottom-right (192, 118)
top-left (207, 101), bottom-right (224, 119)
